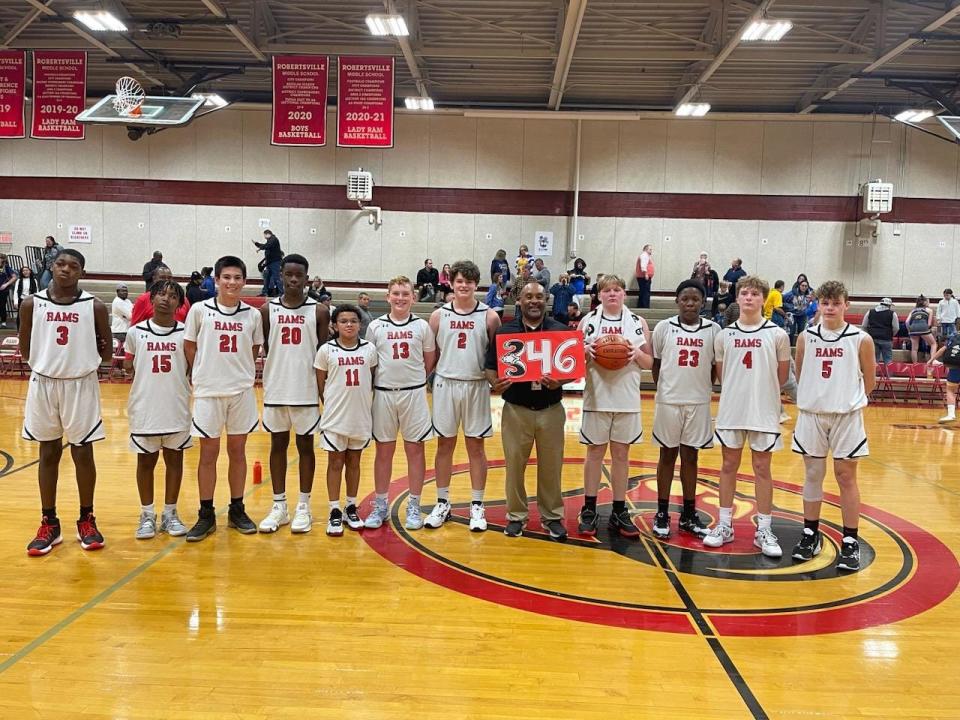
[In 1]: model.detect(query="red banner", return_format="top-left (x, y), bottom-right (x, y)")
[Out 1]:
top-left (337, 56), bottom-right (394, 148)
top-left (271, 55), bottom-right (328, 146)
top-left (31, 51), bottom-right (86, 140)
top-left (0, 51), bottom-right (26, 139)
top-left (496, 330), bottom-right (586, 382)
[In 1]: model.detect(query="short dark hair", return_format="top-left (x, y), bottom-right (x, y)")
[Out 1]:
top-left (331, 303), bottom-right (361, 338)
top-left (149, 279), bottom-right (185, 307)
top-left (774, 280), bottom-right (785, 290)
top-left (450, 260), bottom-right (480, 284)
top-left (152, 264), bottom-right (171, 280)
top-left (58, 248), bottom-right (86, 268)
top-left (675, 279), bottom-right (706, 299)
top-left (281, 253), bottom-right (309, 273)
top-left (215, 255), bottom-right (246, 278)
top-left (201, 266), bottom-right (213, 276)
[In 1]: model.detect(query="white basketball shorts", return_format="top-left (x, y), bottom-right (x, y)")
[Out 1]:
top-left (129, 430), bottom-right (193, 454)
top-left (432, 377), bottom-right (493, 439)
top-left (191, 388), bottom-right (259, 438)
top-left (714, 428), bottom-right (783, 453)
top-left (791, 410), bottom-right (869, 460)
top-left (319, 431), bottom-right (370, 452)
top-left (372, 387), bottom-right (434, 443)
top-left (262, 405), bottom-right (322, 436)
top-left (579, 410), bottom-right (643, 446)
top-left (22, 371), bottom-right (105, 446)
top-left (652, 403), bottom-right (713, 449)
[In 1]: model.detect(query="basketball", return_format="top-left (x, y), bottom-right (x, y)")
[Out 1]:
top-left (592, 335), bottom-right (633, 370)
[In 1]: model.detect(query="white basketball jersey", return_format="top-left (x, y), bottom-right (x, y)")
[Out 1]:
top-left (315, 339), bottom-right (378, 438)
top-left (797, 323), bottom-right (868, 414)
top-left (579, 308), bottom-right (647, 412)
top-left (652, 315), bottom-right (719, 405)
top-left (367, 314), bottom-right (435, 389)
top-left (29, 289), bottom-right (101, 378)
top-left (263, 298), bottom-right (320, 406)
top-left (184, 299), bottom-right (264, 398)
top-left (436, 302), bottom-right (490, 381)
top-left (715, 320), bottom-right (790, 433)
top-left (125, 320), bottom-right (191, 434)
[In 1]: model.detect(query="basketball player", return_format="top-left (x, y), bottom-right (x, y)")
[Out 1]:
top-left (314, 304), bottom-right (378, 536)
top-left (21, 249), bottom-right (113, 555)
top-left (258, 254), bottom-right (329, 534)
top-left (703, 276), bottom-right (790, 557)
top-left (183, 255), bottom-right (264, 542)
top-left (790, 281), bottom-right (875, 571)
top-left (124, 280), bottom-right (192, 539)
top-left (425, 260), bottom-right (501, 531)
top-left (364, 276), bottom-right (437, 530)
top-left (650, 280), bottom-right (719, 538)
top-left (577, 274), bottom-right (653, 538)
top-left (929, 338), bottom-right (960, 423)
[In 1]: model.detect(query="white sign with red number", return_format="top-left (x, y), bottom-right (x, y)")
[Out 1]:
top-left (496, 330), bottom-right (585, 382)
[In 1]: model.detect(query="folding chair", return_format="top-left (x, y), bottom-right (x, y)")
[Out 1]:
top-left (110, 340), bottom-right (127, 381)
top-left (928, 363), bottom-right (947, 404)
top-left (871, 363), bottom-right (895, 402)
top-left (0, 335), bottom-right (22, 376)
top-left (888, 362), bottom-right (919, 401)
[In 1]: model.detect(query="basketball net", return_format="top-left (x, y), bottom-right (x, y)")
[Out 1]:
top-left (113, 76), bottom-right (145, 118)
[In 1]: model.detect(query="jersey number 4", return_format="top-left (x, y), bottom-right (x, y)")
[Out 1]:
top-left (678, 348), bottom-right (700, 367)
top-left (280, 326), bottom-right (302, 345)
top-left (219, 334), bottom-right (238, 353)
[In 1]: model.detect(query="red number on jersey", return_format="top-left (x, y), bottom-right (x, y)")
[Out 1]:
top-left (345, 368), bottom-right (360, 387)
top-left (457, 332), bottom-right (467, 350)
top-left (218, 334), bottom-right (238, 353)
top-left (55, 325), bottom-right (69, 346)
top-left (742, 350), bottom-right (753, 370)
top-left (392, 341), bottom-right (410, 360)
top-left (678, 348), bottom-right (700, 367)
top-left (151, 354), bottom-right (172, 373)
top-left (280, 326), bottom-right (302, 345)
top-left (821, 360), bottom-right (833, 379)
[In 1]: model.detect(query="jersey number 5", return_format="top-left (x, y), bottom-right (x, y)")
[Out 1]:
top-left (821, 360), bottom-right (833, 379)
top-left (219, 334), bottom-right (238, 353)
top-left (678, 348), bottom-right (700, 367)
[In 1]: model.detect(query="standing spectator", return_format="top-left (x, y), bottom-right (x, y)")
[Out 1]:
top-left (357, 292), bottom-right (373, 338)
top-left (791, 273), bottom-right (810, 294)
top-left (783, 279), bottom-right (814, 343)
top-left (415, 259), bottom-right (439, 301)
top-left (130, 266), bottom-right (191, 325)
top-left (490, 249), bottom-right (511, 285)
top-left (635, 244), bottom-right (654, 308)
top-left (719, 257), bottom-right (746, 308)
top-left (691, 251), bottom-right (709, 276)
top-left (141, 250), bottom-right (164, 292)
top-left (307, 276), bottom-right (329, 301)
top-left (567, 257), bottom-right (590, 295)
top-left (764, 280), bottom-right (786, 327)
top-left (692, 261), bottom-right (721, 318)
top-left (907, 295), bottom-right (938, 363)
top-left (936, 288), bottom-right (960, 340)
top-left (252, 229), bottom-right (283, 297)
top-left (186, 272), bottom-right (207, 305)
top-left (515, 244), bottom-right (533, 277)
top-left (200, 266), bottom-right (215, 298)
top-left (862, 298), bottom-right (899, 365)
top-left (13, 266), bottom-right (38, 320)
top-left (588, 273), bottom-right (604, 311)
top-left (39, 235), bottom-right (63, 290)
top-left (531, 258), bottom-right (551, 288)
top-left (110, 284), bottom-right (133, 344)
top-left (485, 272), bottom-right (506, 317)
top-left (509, 265), bottom-right (533, 303)
top-left (0, 253), bottom-right (16, 328)
top-left (437, 264), bottom-right (453, 297)
top-left (549, 274), bottom-right (577, 324)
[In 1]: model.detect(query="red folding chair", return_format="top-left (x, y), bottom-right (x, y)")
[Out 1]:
top-left (872, 363), bottom-right (895, 401)
top-left (888, 361), bottom-right (919, 401)
top-left (0, 336), bottom-right (23, 376)
top-left (110, 340), bottom-right (127, 381)
top-left (928, 363), bottom-right (947, 404)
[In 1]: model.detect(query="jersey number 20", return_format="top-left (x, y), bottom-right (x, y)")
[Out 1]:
top-left (280, 327), bottom-right (301, 345)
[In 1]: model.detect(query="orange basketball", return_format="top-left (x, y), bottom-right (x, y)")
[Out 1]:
top-left (592, 335), bottom-right (633, 371)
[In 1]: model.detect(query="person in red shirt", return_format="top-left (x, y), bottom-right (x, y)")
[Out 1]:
top-left (130, 265), bottom-right (191, 325)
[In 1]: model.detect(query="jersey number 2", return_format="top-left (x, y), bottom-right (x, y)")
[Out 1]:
top-left (219, 334), bottom-right (238, 353)
top-left (457, 332), bottom-right (467, 350)
top-left (345, 368), bottom-right (360, 387)
top-left (678, 349), bottom-right (699, 367)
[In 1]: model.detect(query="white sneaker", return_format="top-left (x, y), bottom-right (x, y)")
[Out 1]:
top-left (290, 503), bottom-right (312, 533)
top-left (258, 502), bottom-right (290, 533)
top-left (405, 499), bottom-right (423, 530)
top-left (160, 509), bottom-right (188, 537)
top-left (344, 505), bottom-right (364, 531)
top-left (939, 413), bottom-right (956, 424)
top-left (135, 511), bottom-right (156, 539)
top-left (364, 498), bottom-right (389, 528)
top-left (703, 524), bottom-right (734, 547)
top-left (469, 502), bottom-right (487, 532)
top-left (754, 527), bottom-right (783, 557)
top-left (326, 510), bottom-right (344, 537)
top-left (423, 500), bottom-right (451, 529)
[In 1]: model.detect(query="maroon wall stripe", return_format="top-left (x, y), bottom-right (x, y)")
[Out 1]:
top-left (1, 176), bottom-right (958, 224)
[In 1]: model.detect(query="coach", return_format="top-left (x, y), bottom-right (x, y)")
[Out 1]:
top-left (484, 281), bottom-right (569, 542)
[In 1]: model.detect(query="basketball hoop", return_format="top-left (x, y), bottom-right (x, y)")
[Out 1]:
top-left (112, 76), bottom-right (145, 117)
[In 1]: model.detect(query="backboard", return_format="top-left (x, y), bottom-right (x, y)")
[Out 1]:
top-left (937, 116), bottom-right (960, 142)
top-left (76, 95), bottom-right (204, 127)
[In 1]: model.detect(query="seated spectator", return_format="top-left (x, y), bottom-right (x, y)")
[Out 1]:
top-left (485, 272), bottom-right (506, 317)
top-left (186, 271), bottom-right (207, 305)
top-left (200, 266), bottom-right (215, 298)
top-left (130, 265), bottom-right (191, 324)
top-left (549, 274), bottom-right (577, 324)
top-left (437, 264), bottom-right (453, 297)
top-left (307, 276), bottom-right (329, 301)
top-left (692, 261), bottom-right (720, 317)
top-left (490, 249), bottom-right (511, 284)
top-left (567, 258), bottom-right (589, 295)
top-left (567, 301), bottom-right (583, 328)
top-left (415, 259), bottom-right (439, 301)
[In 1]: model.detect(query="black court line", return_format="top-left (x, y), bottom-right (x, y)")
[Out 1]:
top-left (601, 465), bottom-right (769, 720)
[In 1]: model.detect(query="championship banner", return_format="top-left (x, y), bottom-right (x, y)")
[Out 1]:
top-left (31, 50), bottom-right (86, 140)
top-left (0, 51), bottom-right (26, 139)
top-left (496, 331), bottom-right (586, 382)
top-left (336, 56), bottom-right (394, 148)
top-left (271, 55), bottom-right (328, 146)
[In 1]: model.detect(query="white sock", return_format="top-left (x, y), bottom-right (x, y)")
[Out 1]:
top-left (756, 513), bottom-right (772, 531)
top-left (719, 506), bottom-right (733, 527)
top-left (346, 496), bottom-right (357, 508)
top-left (141, 503), bottom-right (155, 516)
top-left (437, 487), bottom-right (450, 502)
top-left (298, 492), bottom-right (311, 506)
top-left (163, 503), bottom-right (177, 515)
top-left (273, 492), bottom-right (287, 503)
top-left (409, 493), bottom-right (421, 505)
top-left (329, 500), bottom-right (341, 511)
top-left (948, 405), bottom-right (956, 418)
top-left (471, 489), bottom-right (484, 503)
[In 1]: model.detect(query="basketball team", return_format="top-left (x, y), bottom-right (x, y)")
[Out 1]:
top-left (19, 248), bottom-right (875, 572)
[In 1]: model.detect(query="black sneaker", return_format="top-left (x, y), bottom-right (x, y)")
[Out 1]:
top-left (76, 513), bottom-right (105, 551)
top-left (344, 504), bottom-right (364, 531)
top-left (679, 511), bottom-right (709, 537)
top-left (653, 511), bottom-right (670, 538)
top-left (27, 516), bottom-right (62, 556)
top-left (227, 502), bottom-right (257, 534)
top-left (609, 509), bottom-right (640, 539)
top-left (577, 506), bottom-right (599, 536)
top-left (504, 520), bottom-right (525, 537)
top-left (791, 529), bottom-right (822, 561)
top-left (837, 538), bottom-right (860, 571)
top-left (326, 508), bottom-right (344, 536)
top-left (185, 506), bottom-right (217, 543)
top-left (543, 519), bottom-right (567, 542)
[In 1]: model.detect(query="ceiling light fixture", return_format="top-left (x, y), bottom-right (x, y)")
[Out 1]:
top-left (893, 109), bottom-right (934, 123)
top-left (674, 103), bottom-right (710, 117)
top-left (404, 96), bottom-right (434, 111)
top-left (74, 11), bottom-right (127, 32)
top-left (741, 20), bottom-right (793, 42)
top-left (192, 93), bottom-right (228, 108)
top-left (366, 13), bottom-right (409, 37)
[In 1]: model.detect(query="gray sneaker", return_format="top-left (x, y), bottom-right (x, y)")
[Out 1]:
top-left (160, 509), bottom-right (188, 537)
top-left (544, 519), bottom-right (567, 542)
top-left (136, 511), bottom-right (157, 539)
top-left (364, 498), bottom-right (389, 529)
top-left (405, 499), bottom-right (423, 530)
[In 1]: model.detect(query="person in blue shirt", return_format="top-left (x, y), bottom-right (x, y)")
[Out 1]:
top-left (485, 272), bottom-right (506, 317)
top-left (200, 266), bottom-right (215, 298)
top-left (567, 258), bottom-right (589, 295)
top-left (490, 249), bottom-right (511, 285)
top-left (549, 274), bottom-right (577, 324)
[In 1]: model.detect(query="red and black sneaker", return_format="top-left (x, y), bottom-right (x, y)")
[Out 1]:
top-left (27, 517), bottom-right (63, 556)
top-left (76, 513), bottom-right (105, 551)
top-left (608, 509), bottom-right (641, 539)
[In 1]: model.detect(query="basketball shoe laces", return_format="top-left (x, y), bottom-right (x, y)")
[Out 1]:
top-left (34, 519), bottom-right (57, 542)
top-left (78, 514), bottom-right (97, 539)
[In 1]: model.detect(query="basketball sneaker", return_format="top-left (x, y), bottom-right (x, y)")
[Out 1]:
top-left (469, 503), bottom-right (487, 532)
top-left (27, 517), bottom-right (62, 556)
top-left (837, 537), bottom-right (861, 571)
top-left (291, 503), bottom-right (312, 533)
top-left (791, 529), bottom-right (822, 561)
top-left (754, 527), bottom-right (783, 557)
top-left (344, 504), bottom-right (363, 531)
top-left (609, 509), bottom-right (640, 538)
top-left (160, 509), bottom-right (188, 537)
top-left (703, 523), bottom-right (734, 547)
top-left (679, 512), bottom-right (709, 537)
top-left (544, 519), bottom-right (567, 542)
top-left (186, 506), bottom-right (216, 542)
top-left (424, 500), bottom-right (451, 529)
top-left (577, 506), bottom-right (599, 536)
top-left (652, 511), bottom-right (670, 538)
top-left (227, 502), bottom-right (257, 534)
top-left (364, 498), bottom-right (389, 529)
top-left (504, 520), bottom-right (525, 537)
top-left (258, 502), bottom-right (290, 533)
top-left (405, 499), bottom-right (423, 530)
top-left (326, 508), bottom-right (344, 537)
top-left (135, 511), bottom-right (157, 540)
top-left (77, 513), bottom-right (105, 551)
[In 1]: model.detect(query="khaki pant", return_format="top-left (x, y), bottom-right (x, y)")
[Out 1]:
top-left (502, 401), bottom-right (565, 522)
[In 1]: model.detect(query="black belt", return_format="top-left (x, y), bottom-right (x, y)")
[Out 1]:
top-left (374, 382), bottom-right (426, 392)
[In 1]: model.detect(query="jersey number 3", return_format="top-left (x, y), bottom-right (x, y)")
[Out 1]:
top-left (55, 325), bottom-right (69, 346)
top-left (678, 348), bottom-right (699, 367)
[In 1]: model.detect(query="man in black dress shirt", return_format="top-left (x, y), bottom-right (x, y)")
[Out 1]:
top-left (484, 281), bottom-right (570, 541)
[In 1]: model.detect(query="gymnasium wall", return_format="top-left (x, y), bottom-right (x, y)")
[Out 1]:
top-left (1, 106), bottom-right (960, 296)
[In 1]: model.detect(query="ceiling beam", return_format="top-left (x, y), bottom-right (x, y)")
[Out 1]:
top-left (548, 0), bottom-right (588, 110)
top-left (2, 0), bottom-right (52, 48)
top-left (199, 0), bottom-right (267, 62)
top-left (386, 0), bottom-right (427, 98)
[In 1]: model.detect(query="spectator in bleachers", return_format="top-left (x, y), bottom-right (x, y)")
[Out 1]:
top-left (936, 288), bottom-right (960, 340)
top-left (566, 301), bottom-right (583, 328)
top-left (0, 254), bottom-right (15, 328)
top-left (531, 258), bottom-right (551, 289)
top-left (13, 266), bottom-right (37, 314)
top-left (186, 271), bottom-right (207, 305)
top-left (357, 292), bottom-right (373, 338)
top-left (111, 284), bottom-right (132, 344)
top-left (635, 244), bottom-right (653, 308)
top-left (907, 295), bottom-right (938, 363)
top-left (438, 264), bottom-right (453, 297)
top-left (515, 244), bottom-right (533, 277)
top-left (307, 276), bottom-right (329, 301)
top-left (415, 259), bottom-right (439, 301)
top-left (130, 265), bottom-right (190, 325)
top-left (718, 257), bottom-right (746, 310)
top-left (141, 250), bottom-right (164, 292)
top-left (862, 297), bottom-right (899, 365)
top-left (783, 278), bottom-right (813, 343)
top-left (549, 273), bottom-right (577, 324)
top-left (252, 229), bottom-right (283, 297)
top-left (588, 273), bottom-right (604, 311)
top-left (692, 260), bottom-right (721, 318)
top-left (791, 273), bottom-right (811, 295)
top-left (764, 280), bottom-right (786, 327)
top-left (490, 249), bottom-right (511, 285)
top-left (200, 266), bottom-right (215, 298)
top-left (691, 251), bottom-right (709, 276)
top-left (567, 257), bottom-right (590, 295)
top-left (485, 272), bottom-right (506, 318)
top-left (39, 235), bottom-right (62, 290)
